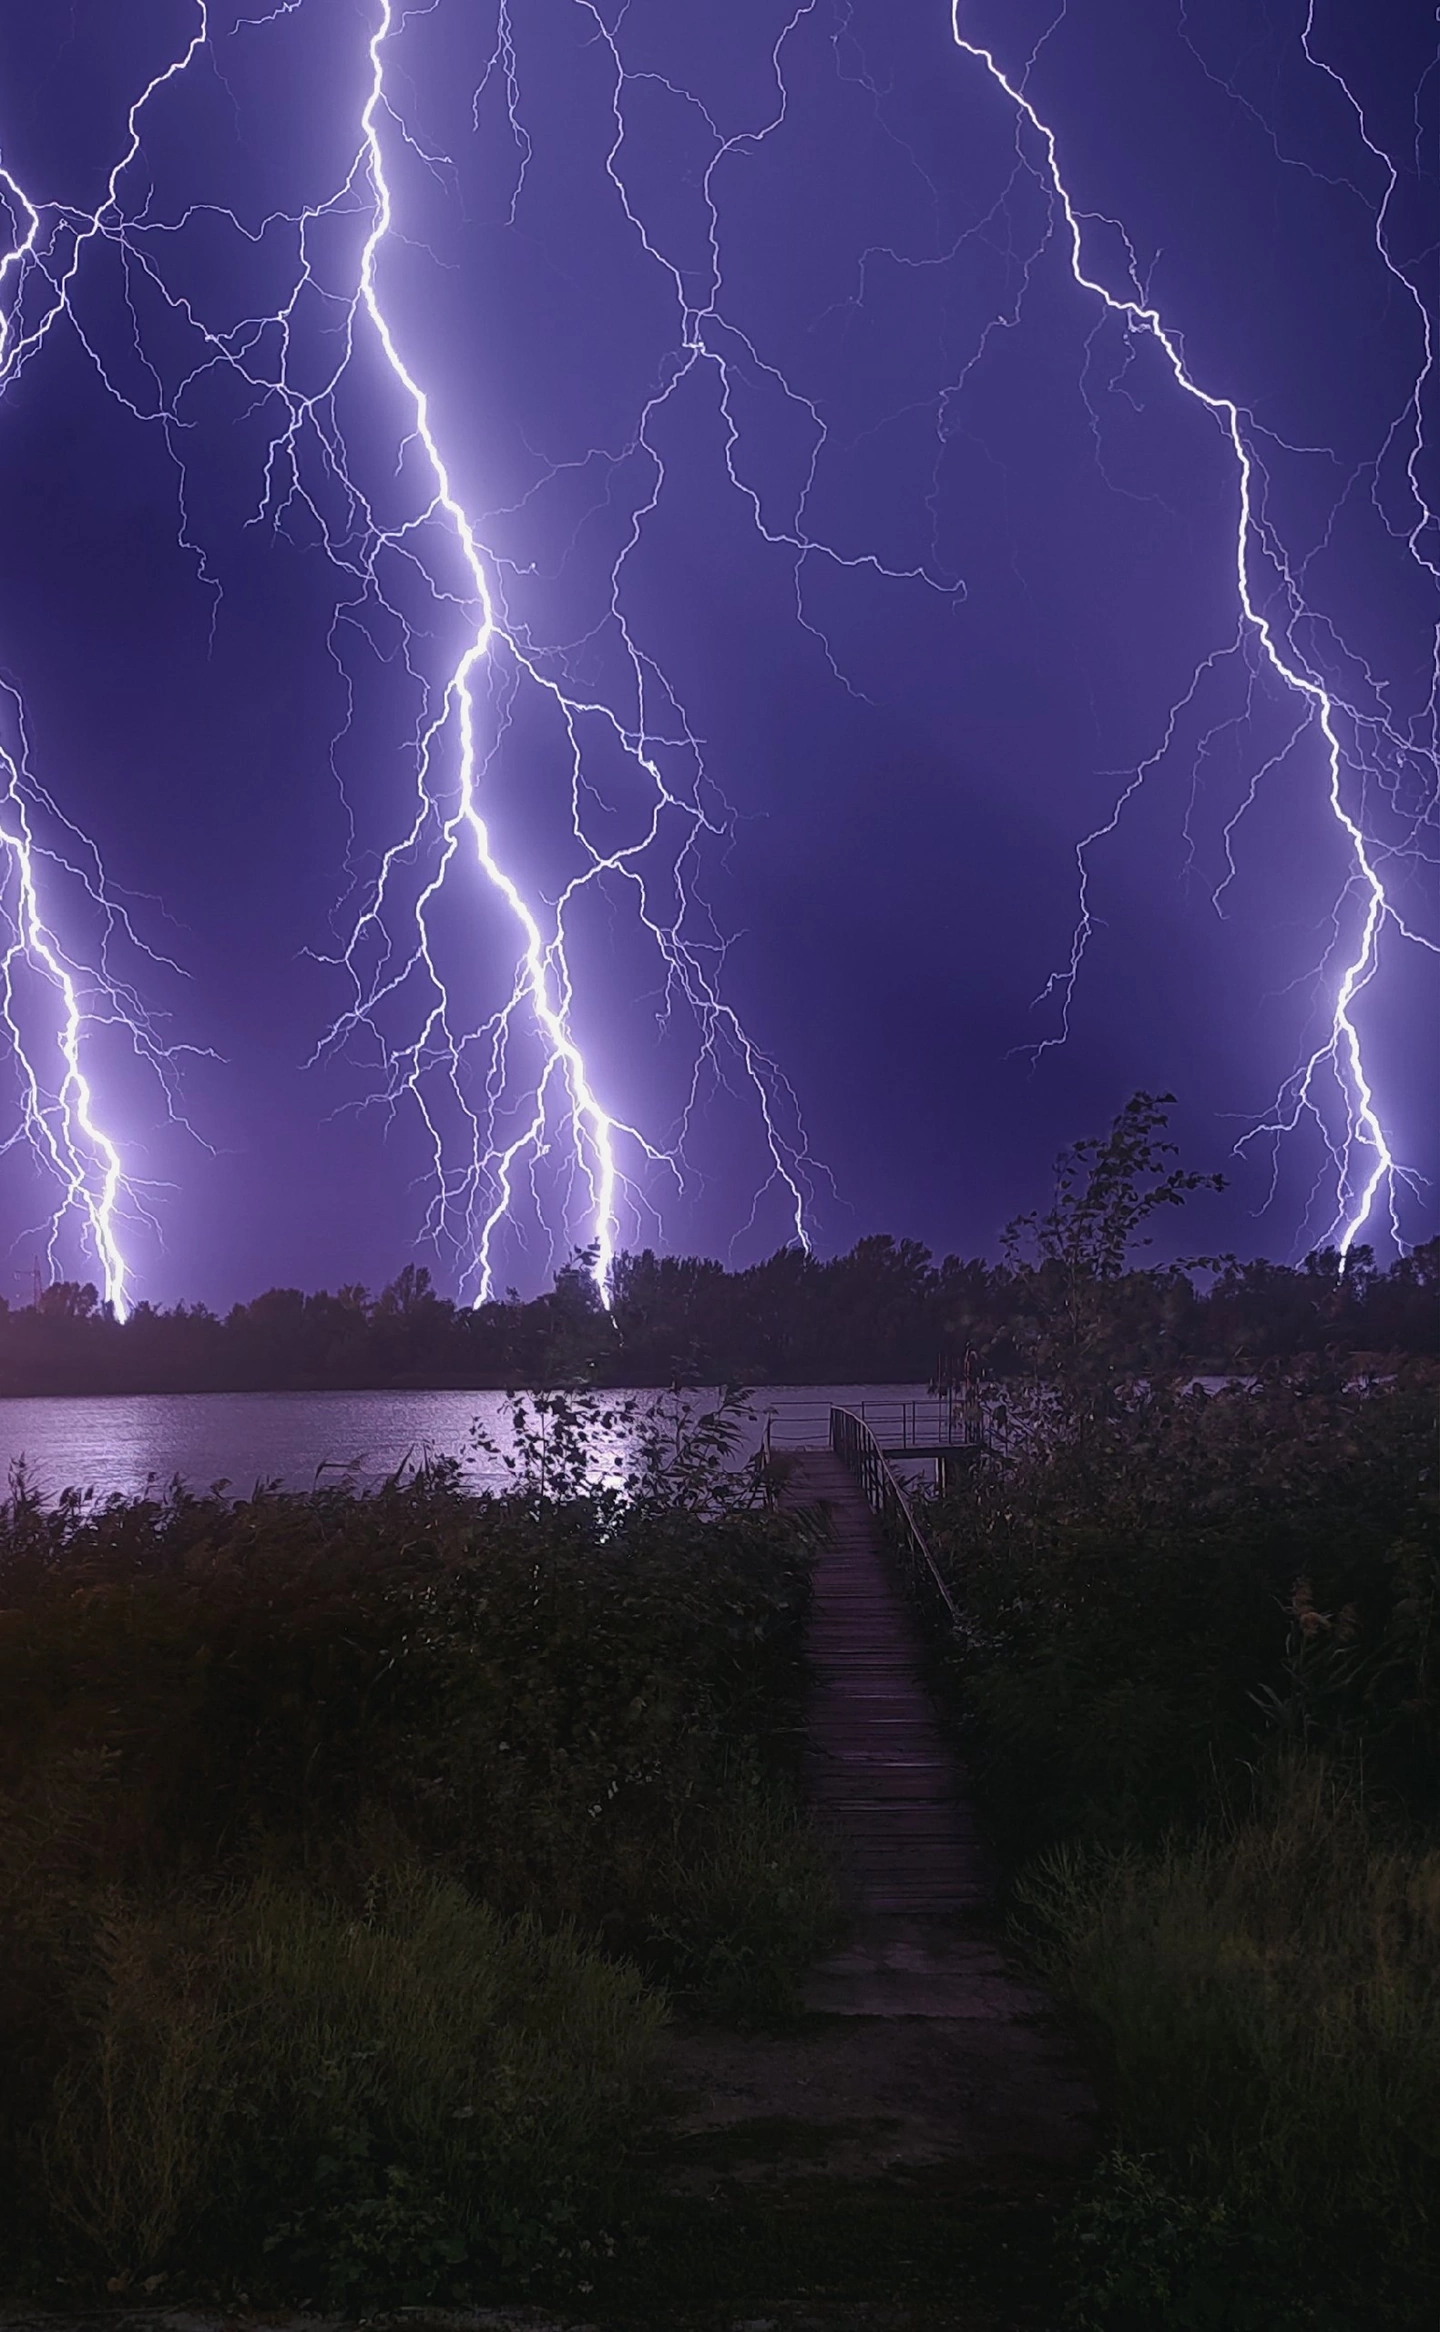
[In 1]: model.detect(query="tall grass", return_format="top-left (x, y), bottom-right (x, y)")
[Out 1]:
top-left (1020, 1764), bottom-right (1440, 2322)
top-left (647, 1778), bottom-right (841, 2023)
top-left (27, 1865), bottom-right (661, 2306)
top-left (0, 1449), bottom-right (836, 2301)
top-left (922, 1374), bottom-right (1438, 2325)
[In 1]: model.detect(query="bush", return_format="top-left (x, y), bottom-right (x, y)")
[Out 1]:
top-left (928, 1372), bottom-right (1437, 1855)
top-left (0, 1414), bottom-right (833, 2299)
top-left (1021, 1763), bottom-right (1440, 2324)
top-left (20, 1864), bottom-right (661, 2308)
top-left (1056, 2148), bottom-right (1330, 2331)
top-left (916, 1106), bottom-right (1438, 2323)
top-left (0, 1447), bottom-right (816, 1915)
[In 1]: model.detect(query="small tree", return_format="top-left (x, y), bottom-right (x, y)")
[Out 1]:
top-left (1001, 1092), bottom-right (1223, 1416)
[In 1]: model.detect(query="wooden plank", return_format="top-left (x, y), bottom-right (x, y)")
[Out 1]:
top-left (778, 1446), bottom-right (993, 1920)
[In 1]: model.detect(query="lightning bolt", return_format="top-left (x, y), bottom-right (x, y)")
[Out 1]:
top-left (313, 0), bottom-right (854, 1302)
top-left (7, 2), bottom-right (1430, 1306)
top-left (950, 6), bottom-right (1437, 1258)
top-left (312, 0), bottom-right (970, 1300)
top-left (0, 17), bottom-right (217, 1317)
top-left (45, 0), bottom-right (956, 1308)
top-left (0, 2), bottom-right (842, 1312)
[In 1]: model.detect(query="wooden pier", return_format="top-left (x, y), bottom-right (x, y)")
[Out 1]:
top-left (656, 1405), bottom-right (1092, 2190)
top-left (773, 1409), bottom-right (1084, 2059)
top-left (790, 1445), bottom-right (989, 1919)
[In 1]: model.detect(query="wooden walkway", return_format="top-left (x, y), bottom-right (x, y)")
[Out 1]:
top-left (788, 1448), bottom-right (990, 1919)
top-left (673, 1433), bottom-right (1096, 2165)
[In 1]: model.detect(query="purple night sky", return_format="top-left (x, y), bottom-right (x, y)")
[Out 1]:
top-left (0, 0), bottom-right (1435, 1312)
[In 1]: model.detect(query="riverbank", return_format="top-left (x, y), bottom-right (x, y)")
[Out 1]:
top-left (4, 1360), bottom-right (1435, 2328)
top-left (0, 1399), bottom-right (847, 2314)
top-left (0, 1382), bottom-right (1105, 2332)
top-left (921, 1362), bottom-right (1439, 2328)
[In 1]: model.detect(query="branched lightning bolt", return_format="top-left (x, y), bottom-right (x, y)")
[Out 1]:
top-left (0, 2), bottom-right (832, 1309)
top-left (0, 20), bottom-right (217, 1315)
top-left (316, 0), bottom-right (963, 1299)
top-left (39, 0), bottom-right (960, 1306)
top-left (312, 0), bottom-right (864, 1303)
top-left (7, 0), bottom-right (1429, 1303)
top-left (950, 7), bottom-right (1438, 1257)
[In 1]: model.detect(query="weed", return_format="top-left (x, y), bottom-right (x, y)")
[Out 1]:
top-left (1020, 1763), bottom-right (1440, 2323)
top-left (14, 1866), bottom-right (662, 2307)
top-left (0, 1440), bottom-right (827, 2302)
top-left (1058, 2148), bottom-right (1335, 2330)
top-left (646, 1780), bottom-right (843, 2021)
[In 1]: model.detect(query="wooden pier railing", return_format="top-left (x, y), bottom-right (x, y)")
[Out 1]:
top-left (828, 1404), bottom-right (960, 1634)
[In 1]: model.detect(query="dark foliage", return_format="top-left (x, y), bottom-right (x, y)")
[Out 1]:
top-left (1, 1129), bottom-right (1433, 1397)
top-left (915, 1099), bottom-right (1440, 2328)
top-left (0, 1407), bottom-right (837, 2303)
top-left (931, 1365), bottom-right (1437, 1858)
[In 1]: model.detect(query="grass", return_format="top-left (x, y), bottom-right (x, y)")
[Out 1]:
top-left (30, 1865), bottom-right (662, 2308)
top-left (0, 1433), bottom-right (841, 2306)
top-left (918, 1369), bottom-right (1439, 2328)
top-left (646, 1781), bottom-right (841, 2024)
top-left (7, 1357), bottom-right (1432, 2324)
top-left (1017, 1761), bottom-right (1440, 2322)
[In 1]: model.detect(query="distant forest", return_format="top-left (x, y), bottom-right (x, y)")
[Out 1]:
top-left (2, 1236), bottom-right (1435, 1397)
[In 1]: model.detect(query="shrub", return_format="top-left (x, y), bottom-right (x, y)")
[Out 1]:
top-left (1056, 2148), bottom-right (1329, 2331)
top-left (1021, 1763), bottom-right (1440, 2324)
top-left (0, 1427), bottom-right (831, 2299)
top-left (0, 1454), bottom-right (816, 1921)
top-left (19, 1864), bottom-right (661, 2306)
top-left (928, 1372), bottom-right (1436, 1854)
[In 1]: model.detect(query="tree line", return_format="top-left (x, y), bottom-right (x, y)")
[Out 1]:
top-left (4, 1153), bottom-right (1434, 1401)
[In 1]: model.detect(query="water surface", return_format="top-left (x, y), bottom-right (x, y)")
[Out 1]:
top-left (0, 1385), bottom-right (934, 1502)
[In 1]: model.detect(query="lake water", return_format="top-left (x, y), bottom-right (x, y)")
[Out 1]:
top-left (0, 1385), bottom-right (939, 1503)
